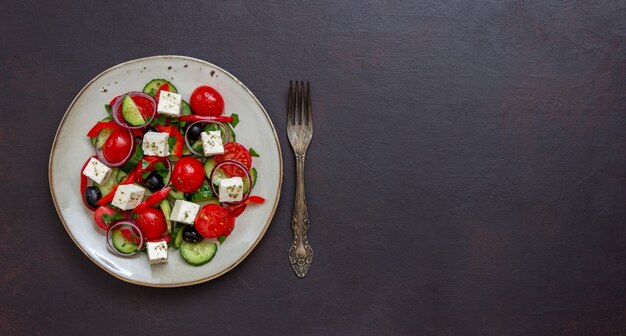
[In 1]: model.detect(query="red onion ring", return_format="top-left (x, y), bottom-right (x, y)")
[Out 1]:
top-left (183, 121), bottom-right (230, 157)
top-left (106, 220), bottom-right (145, 256)
top-left (111, 92), bottom-right (156, 129)
top-left (94, 128), bottom-right (135, 168)
top-left (209, 160), bottom-right (252, 205)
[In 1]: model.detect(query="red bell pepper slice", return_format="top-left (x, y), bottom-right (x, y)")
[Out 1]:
top-left (86, 121), bottom-right (122, 138)
top-left (227, 195), bottom-right (265, 217)
top-left (80, 156), bottom-right (97, 210)
top-left (178, 115), bottom-right (233, 123)
top-left (132, 187), bottom-right (172, 213)
top-left (155, 125), bottom-right (183, 157)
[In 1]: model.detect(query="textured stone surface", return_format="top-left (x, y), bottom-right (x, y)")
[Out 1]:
top-left (1, 1), bottom-right (625, 335)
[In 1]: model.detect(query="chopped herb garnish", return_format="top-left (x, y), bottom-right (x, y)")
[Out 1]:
top-left (168, 137), bottom-right (176, 152)
top-left (102, 212), bottom-right (125, 225)
top-left (150, 115), bottom-right (167, 126)
top-left (230, 113), bottom-right (240, 128)
top-left (249, 148), bottom-right (260, 157)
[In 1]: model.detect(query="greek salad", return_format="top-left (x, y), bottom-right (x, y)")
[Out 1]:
top-left (80, 79), bottom-right (264, 266)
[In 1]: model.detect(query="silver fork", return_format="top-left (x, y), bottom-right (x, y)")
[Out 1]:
top-left (287, 81), bottom-right (314, 278)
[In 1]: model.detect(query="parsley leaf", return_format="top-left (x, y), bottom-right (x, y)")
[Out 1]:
top-left (168, 137), bottom-right (176, 152)
top-left (230, 113), bottom-right (239, 128)
top-left (150, 115), bottom-right (167, 126)
top-left (249, 148), bottom-right (260, 157)
top-left (102, 212), bottom-right (125, 225)
top-left (218, 235), bottom-right (227, 244)
top-left (104, 104), bottom-right (112, 115)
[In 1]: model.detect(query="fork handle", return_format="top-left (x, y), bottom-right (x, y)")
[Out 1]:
top-left (289, 152), bottom-right (313, 277)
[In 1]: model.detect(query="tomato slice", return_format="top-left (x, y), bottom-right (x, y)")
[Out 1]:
top-left (195, 204), bottom-right (235, 238)
top-left (214, 142), bottom-right (252, 177)
top-left (94, 206), bottom-right (117, 230)
top-left (102, 128), bottom-right (133, 164)
top-left (190, 85), bottom-right (224, 116)
top-left (132, 95), bottom-right (155, 120)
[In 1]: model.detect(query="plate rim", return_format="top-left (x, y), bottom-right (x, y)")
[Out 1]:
top-left (48, 55), bottom-right (283, 287)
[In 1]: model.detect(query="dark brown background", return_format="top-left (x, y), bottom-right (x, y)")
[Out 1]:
top-left (1, 1), bottom-right (625, 335)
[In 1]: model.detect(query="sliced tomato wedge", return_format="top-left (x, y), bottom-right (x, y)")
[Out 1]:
top-left (195, 204), bottom-right (235, 238)
top-left (214, 142), bottom-right (252, 177)
top-left (94, 206), bottom-right (117, 230)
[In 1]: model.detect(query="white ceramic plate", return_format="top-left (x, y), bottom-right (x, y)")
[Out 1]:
top-left (49, 56), bottom-right (282, 287)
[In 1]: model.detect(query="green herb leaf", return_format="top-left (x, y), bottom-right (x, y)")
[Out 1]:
top-left (150, 115), bottom-right (167, 126)
top-left (168, 137), bottom-right (176, 152)
top-left (102, 212), bottom-right (125, 225)
top-left (104, 104), bottom-right (112, 115)
top-left (218, 235), bottom-right (227, 244)
top-left (230, 113), bottom-right (239, 128)
top-left (141, 159), bottom-right (150, 170)
top-left (249, 148), bottom-right (260, 157)
top-left (154, 162), bottom-right (166, 172)
top-left (141, 171), bottom-right (151, 180)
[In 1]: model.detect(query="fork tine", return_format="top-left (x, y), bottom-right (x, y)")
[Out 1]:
top-left (300, 81), bottom-right (305, 125)
top-left (306, 81), bottom-right (312, 126)
top-left (288, 80), bottom-right (293, 125)
top-left (294, 81), bottom-right (300, 125)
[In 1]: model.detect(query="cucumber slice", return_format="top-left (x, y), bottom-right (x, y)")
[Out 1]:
top-left (180, 241), bottom-right (217, 266)
top-left (121, 146), bottom-right (143, 173)
top-left (121, 95), bottom-right (145, 126)
top-left (181, 100), bottom-right (192, 116)
top-left (211, 169), bottom-right (229, 190)
top-left (171, 224), bottom-right (185, 249)
top-left (95, 127), bottom-right (112, 150)
top-left (94, 168), bottom-right (118, 195)
top-left (168, 187), bottom-right (185, 200)
top-left (115, 170), bottom-right (128, 183)
top-left (143, 79), bottom-right (178, 97)
top-left (204, 157), bottom-right (217, 179)
top-left (243, 167), bottom-right (257, 194)
top-left (160, 200), bottom-right (173, 234)
top-left (111, 229), bottom-right (138, 254)
top-left (189, 180), bottom-right (216, 202)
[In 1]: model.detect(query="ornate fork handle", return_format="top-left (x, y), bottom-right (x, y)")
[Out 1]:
top-left (288, 151), bottom-right (313, 277)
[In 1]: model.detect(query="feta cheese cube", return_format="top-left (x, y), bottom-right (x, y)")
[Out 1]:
top-left (170, 200), bottom-right (200, 225)
top-left (82, 157), bottom-right (112, 184)
top-left (111, 184), bottom-right (146, 210)
top-left (157, 91), bottom-right (182, 117)
top-left (200, 131), bottom-right (224, 156)
top-left (219, 176), bottom-right (244, 203)
top-left (142, 131), bottom-right (170, 157)
top-left (146, 240), bottom-right (168, 264)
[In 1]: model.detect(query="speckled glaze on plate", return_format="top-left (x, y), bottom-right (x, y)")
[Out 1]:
top-left (49, 56), bottom-right (282, 287)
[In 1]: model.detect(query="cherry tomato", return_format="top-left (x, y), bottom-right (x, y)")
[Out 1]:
top-left (190, 85), bottom-right (224, 116)
top-left (214, 142), bottom-right (252, 177)
top-left (94, 206), bottom-right (117, 230)
top-left (102, 129), bottom-right (132, 164)
top-left (134, 207), bottom-right (167, 240)
top-left (195, 204), bottom-right (235, 238)
top-left (171, 157), bottom-right (205, 193)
